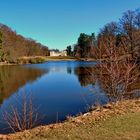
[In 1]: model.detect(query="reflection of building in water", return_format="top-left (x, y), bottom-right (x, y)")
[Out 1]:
top-left (49, 67), bottom-right (68, 73)
top-left (50, 50), bottom-right (67, 56)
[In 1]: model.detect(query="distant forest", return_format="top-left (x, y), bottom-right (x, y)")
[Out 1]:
top-left (66, 8), bottom-right (140, 63)
top-left (0, 24), bottom-right (49, 63)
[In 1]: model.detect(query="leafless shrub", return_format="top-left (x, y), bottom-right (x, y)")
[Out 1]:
top-left (95, 36), bottom-right (140, 101)
top-left (2, 94), bottom-right (40, 133)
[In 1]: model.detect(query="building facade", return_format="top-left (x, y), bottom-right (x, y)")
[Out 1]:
top-left (50, 50), bottom-right (67, 56)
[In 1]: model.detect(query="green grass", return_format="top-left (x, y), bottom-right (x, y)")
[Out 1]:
top-left (7, 99), bottom-right (140, 140)
top-left (12, 112), bottom-right (140, 140)
top-left (15, 56), bottom-right (95, 64)
top-left (45, 56), bottom-right (96, 61)
top-left (46, 56), bottom-right (77, 60)
top-left (38, 113), bottom-right (140, 140)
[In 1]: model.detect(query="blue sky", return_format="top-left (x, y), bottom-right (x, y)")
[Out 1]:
top-left (0, 0), bottom-right (140, 50)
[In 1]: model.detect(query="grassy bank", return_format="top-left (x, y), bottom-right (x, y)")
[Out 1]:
top-left (17, 56), bottom-right (112, 63)
top-left (45, 56), bottom-right (96, 62)
top-left (0, 56), bottom-right (47, 65)
top-left (45, 56), bottom-right (78, 61)
top-left (17, 56), bottom-right (47, 64)
top-left (0, 56), bottom-right (96, 65)
top-left (2, 98), bottom-right (140, 140)
top-left (0, 56), bottom-right (79, 65)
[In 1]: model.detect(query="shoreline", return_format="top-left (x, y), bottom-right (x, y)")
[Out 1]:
top-left (0, 62), bottom-right (17, 66)
top-left (0, 57), bottom-right (96, 66)
top-left (1, 98), bottom-right (140, 140)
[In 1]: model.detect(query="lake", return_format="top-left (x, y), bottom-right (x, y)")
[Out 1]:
top-left (0, 61), bottom-right (108, 133)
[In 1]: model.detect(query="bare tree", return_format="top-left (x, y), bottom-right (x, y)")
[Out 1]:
top-left (95, 37), bottom-right (139, 101)
top-left (3, 94), bottom-right (40, 133)
top-left (119, 10), bottom-right (137, 60)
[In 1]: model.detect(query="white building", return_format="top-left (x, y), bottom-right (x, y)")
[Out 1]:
top-left (50, 50), bottom-right (67, 56)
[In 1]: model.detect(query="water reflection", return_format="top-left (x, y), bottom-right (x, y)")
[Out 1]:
top-left (74, 67), bottom-right (96, 86)
top-left (0, 65), bottom-right (46, 105)
top-left (3, 61), bottom-right (139, 133)
top-left (0, 61), bottom-right (107, 134)
top-left (93, 64), bottom-right (140, 101)
top-left (74, 63), bottom-right (140, 100)
top-left (67, 67), bottom-right (72, 74)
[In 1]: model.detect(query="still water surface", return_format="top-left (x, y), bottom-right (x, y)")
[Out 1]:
top-left (0, 61), bottom-right (108, 133)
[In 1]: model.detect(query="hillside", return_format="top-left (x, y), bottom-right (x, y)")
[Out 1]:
top-left (0, 24), bottom-right (49, 63)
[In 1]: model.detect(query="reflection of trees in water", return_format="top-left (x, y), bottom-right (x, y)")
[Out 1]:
top-left (74, 64), bottom-right (140, 101)
top-left (74, 67), bottom-right (96, 86)
top-left (67, 67), bottom-right (72, 74)
top-left (94, 63), bottom-right (140, 101)
top-left (2, 94), bottom-right (41, 133)
top-left (0, 66), bottom-right (45, 105)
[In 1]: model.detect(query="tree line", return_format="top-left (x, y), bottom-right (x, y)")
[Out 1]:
top-left (0, 24), bottom-right (49, 63)
top-left (66, 8), bottom-right (140, 63)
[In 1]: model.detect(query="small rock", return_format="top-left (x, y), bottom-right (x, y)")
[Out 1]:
top-left (103, 104), bottom-right (112, 109)
top-left (103, 109), bottom-right (109, 112)
top-left (83, 113), bottom-right (90, 117)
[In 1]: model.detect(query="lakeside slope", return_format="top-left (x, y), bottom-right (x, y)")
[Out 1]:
top-left (2, 98), bottom-right (140, 140)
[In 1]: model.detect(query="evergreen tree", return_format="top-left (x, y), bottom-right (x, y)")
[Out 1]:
top-left (66, 45), bottom-right (72, 56)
